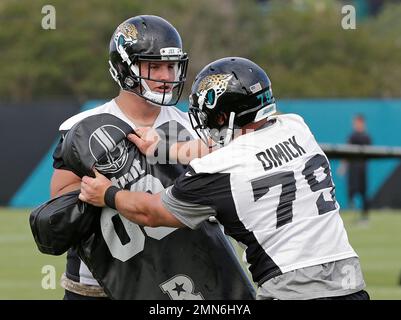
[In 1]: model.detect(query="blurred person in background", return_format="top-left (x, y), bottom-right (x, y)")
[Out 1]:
top-left (338, 114), bottom-right (372, 224)
top-left (347, 114), bottom-right (371, 223)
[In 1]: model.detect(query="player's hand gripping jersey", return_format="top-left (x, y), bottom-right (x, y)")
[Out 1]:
top-left (163, 114), bottom-right (358, 286)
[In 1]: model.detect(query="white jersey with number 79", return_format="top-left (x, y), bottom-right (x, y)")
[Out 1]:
top-left (163, 113), bottom-right (357, 285)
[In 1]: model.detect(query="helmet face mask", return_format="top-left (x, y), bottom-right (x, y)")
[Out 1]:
top-left (109, 15), bottom-right (189, 106)
top-left (189, 57), bottom-right (277, 147)
top-left (189, 107), bottom-right (234, 147)
top-left (134, 57), bottom-right (188, 106)
top-left (189, 107), bottom-right (213, 146)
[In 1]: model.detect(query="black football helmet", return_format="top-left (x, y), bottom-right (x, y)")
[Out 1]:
top-left (189, 57), bottom-right (276, 146)
top-left (108, 15), bottom-right (188, 106)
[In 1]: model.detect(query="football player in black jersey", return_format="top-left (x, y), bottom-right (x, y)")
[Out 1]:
top-left (50, 17), bottom-right (254, 300)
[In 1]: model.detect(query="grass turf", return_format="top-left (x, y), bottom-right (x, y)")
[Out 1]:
top-left (0, 208), bottom-right (400, 299)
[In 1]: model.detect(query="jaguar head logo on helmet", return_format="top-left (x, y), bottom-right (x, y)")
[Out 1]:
top-left (189, 57), bottom-right (277, 147)
top-left (108, 15), bottom-right (189, 106)
top-left (196, 74), bottom-right (233, 110)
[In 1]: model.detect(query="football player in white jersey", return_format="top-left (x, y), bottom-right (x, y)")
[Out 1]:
top-left (79, 57), bottom-right (370, 300)
top-left (50, 15), bottom-right (190, 300)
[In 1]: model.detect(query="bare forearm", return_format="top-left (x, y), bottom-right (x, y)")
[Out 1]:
top-left (127, 129), bottom-right (214, 165)
top-left (53, 182), bottom-right (81, 197)
top-left (50, 169), bottom-right (81, 198)
top-left (78, 170), bottom-right (185, 228)
top-left (114, 191), bottom-right (154, 226)
top-left (114, 191), bottom-right (184, 228)
top-left (170, 139), bottom-right (212, 165)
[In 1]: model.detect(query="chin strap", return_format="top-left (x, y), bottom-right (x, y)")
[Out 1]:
top-left (127, 64), bottom-right (173, 105)
top-left (140, 77), bottom-right (173, 104)
top-left (143, 88), bottom-right (173, 105)
top-left (223, 112), bottom-right (236, 146)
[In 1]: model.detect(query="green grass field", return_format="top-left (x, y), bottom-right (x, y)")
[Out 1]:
top-left (1, 208), bottom-right (401, 300)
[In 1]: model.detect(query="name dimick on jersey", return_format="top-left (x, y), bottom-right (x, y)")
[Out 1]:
top-left (163, 113), bottom-right (357, 285)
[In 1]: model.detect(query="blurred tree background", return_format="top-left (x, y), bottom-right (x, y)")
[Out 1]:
top-left (0, 0), bottom-right (400, 103)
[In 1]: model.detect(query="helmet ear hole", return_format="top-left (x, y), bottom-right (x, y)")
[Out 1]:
top-left (124, 76), bottom-right (136, 88)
